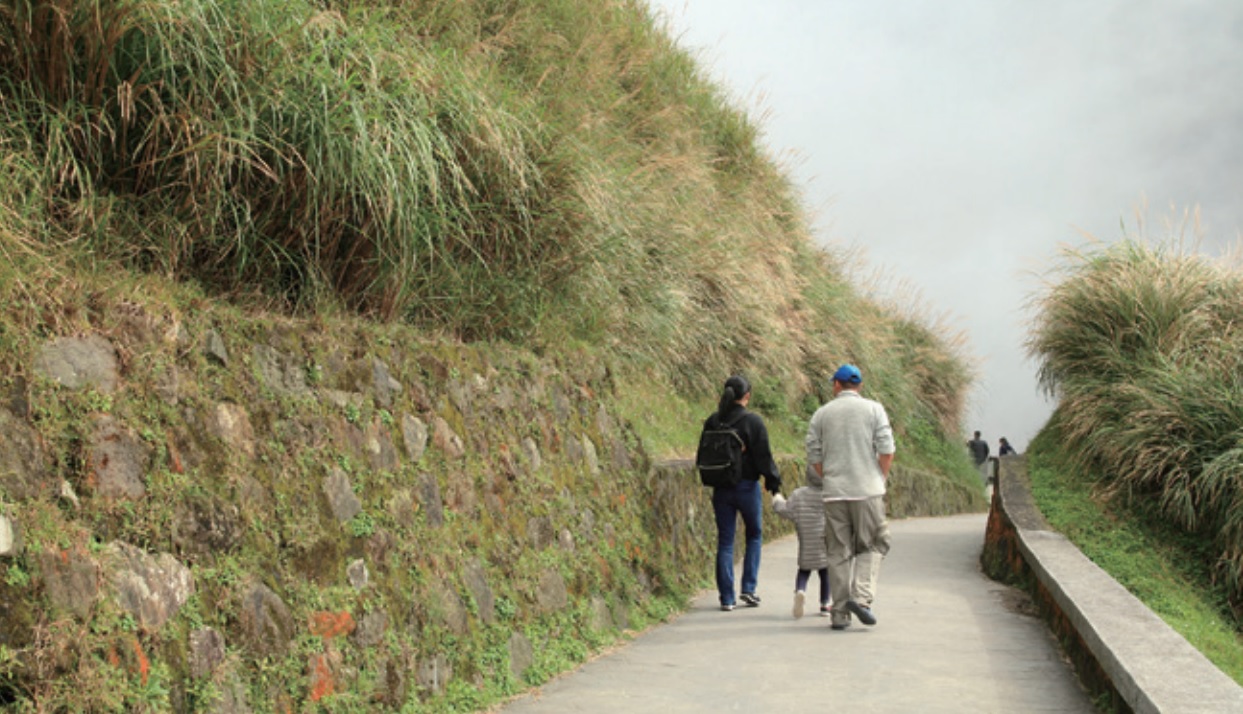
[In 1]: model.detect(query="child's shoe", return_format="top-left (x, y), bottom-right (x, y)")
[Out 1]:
top-left (792, 590), bottom-right (806, 619)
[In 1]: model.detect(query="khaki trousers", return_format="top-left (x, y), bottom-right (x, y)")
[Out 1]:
top-left (824, 497), bottom-right (890, 624)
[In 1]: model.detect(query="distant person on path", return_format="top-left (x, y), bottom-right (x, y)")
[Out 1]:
top-left (806, 364), bottom-right (895, 630)
top-left (771, 464), bottom-right (831, 619)
top-left (967, 430), bottom-right (990, 484)
top-left (998, 437), bottom-right (1015, 456)
top-left (703, 375), bottom-right (782, 611)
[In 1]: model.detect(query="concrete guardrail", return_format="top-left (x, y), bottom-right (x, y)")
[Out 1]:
top-left (982, 454), bottom-right (1243, 713)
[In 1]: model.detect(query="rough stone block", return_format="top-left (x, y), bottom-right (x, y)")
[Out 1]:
top-left (190, 627), bottom-right (226, 678)
top-left (401, 414), bottom-right (428, 463)
top-left (0, 408), bottom-right (50, 500)
top-left (252, 345), bottom-right (308, 396)
top-left (429, 579), bottom-right (469, 635)
top-left (536, 569), bottom-right (568, 613)
top-left (174, 497), bottom-right (243, 559)
top-left (415, 654), bottom-right (452, 696)
top-left (589, 596), bottom-right (613, 632)
top-left (463, 560), bottom-right (495, 624)
top-left (431, 417), bottom-right (465, 460)
top-left (0, 515), bottom-right (16, 556)
top-left (39, 549), bottom-right (99, 618)
top-left (87, 414), bottom-right (150, 499)
top-left (238, 583), bottom-right (293, 657)
top-left (322, 467), bottom-right (362, 523)
top-left (204, 329), bottom-right (230, 366)
top-left (370, 358), bottom-right (403, 408)
top-left (347, 559), bottom-right (369, 590)
top-left (206, 402), bottom-right (256, 459)
top-left (419, 474), bottom-right (444, 528)
top-left (106, 541), bottom-right (194, 632)
top-left (351, 609), bottom-right (389, 649)
top-left (364, 417), bottom-right (399, 472)
top-left (33, 335), bottom-right (119, 393)
top-left (509, 631), bottom-right (534, 683)
top-left (527, 516), bottom-right (554, 550)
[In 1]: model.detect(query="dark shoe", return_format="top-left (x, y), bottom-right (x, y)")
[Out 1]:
top-left (846, 600), bottom-right (876, 626)
top-left (740, 592), bottom-right (761, 607)
top-left (720, 603), bottom-right (735, 611)
top-left (830, 621), bottom-right (850, 631)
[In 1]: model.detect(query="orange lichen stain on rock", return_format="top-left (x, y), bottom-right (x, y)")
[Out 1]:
top-left (131, 636), bottom-right (150, 686)
top-left (308, 653), bottom-right (335, 702)
top-left (308, 611), bottom-right (355, 639)
top-left (167, 431), bottom-right (184, 474)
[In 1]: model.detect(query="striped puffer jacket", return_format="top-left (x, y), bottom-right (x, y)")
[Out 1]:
top-left (773, 484), bottom-right (828, 570)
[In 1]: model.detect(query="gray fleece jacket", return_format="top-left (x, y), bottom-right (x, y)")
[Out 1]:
top-left (805, 389), bottom-right (895, 501)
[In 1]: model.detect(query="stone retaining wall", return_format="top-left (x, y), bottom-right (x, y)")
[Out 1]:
top-left (1, 324), bottom-right (809, 711)
top-left (982, 455), bottom-right (1243, 714)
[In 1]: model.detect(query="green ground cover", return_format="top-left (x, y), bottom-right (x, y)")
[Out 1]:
top-left (1028, 422), bottom-right (1243, 684)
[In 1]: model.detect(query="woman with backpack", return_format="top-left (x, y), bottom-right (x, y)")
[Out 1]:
top-left (701, 374), bottom-right (783, 611)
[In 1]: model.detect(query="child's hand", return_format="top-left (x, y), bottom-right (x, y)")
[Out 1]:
top-left (772, 493), bottom-right (786, 508)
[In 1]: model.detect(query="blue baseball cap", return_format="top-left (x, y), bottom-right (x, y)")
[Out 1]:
top-left (833, 364), bottom-right (862, 384)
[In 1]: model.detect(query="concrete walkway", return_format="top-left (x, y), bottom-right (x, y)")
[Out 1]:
top-left (497, 513), bottom-right (1094, 713)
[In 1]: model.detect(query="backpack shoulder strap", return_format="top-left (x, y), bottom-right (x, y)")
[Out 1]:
top-left (722, 410), bottom-right (748, 451)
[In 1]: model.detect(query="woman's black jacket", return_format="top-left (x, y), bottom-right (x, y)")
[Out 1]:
top-left (712, 404), bottom-right (782, 494)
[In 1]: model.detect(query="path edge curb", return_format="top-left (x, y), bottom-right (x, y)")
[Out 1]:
top-left (982, 455), bottom-right (1243, 714)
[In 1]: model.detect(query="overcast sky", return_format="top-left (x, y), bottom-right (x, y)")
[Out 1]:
top-left (648, 0), bottom-right (1243, 452)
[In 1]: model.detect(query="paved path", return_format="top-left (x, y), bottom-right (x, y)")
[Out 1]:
top-left (497, 513), bottom-right (1094, 713)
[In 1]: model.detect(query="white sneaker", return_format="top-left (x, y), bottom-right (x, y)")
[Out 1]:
top-left (792, 590), bottom-right (806, 619)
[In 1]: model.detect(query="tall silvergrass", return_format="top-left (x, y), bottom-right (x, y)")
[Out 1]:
top-left (0, 0), bottom-right (550, 320)
top-left (1028, 240), bottom-right (1243, 608)
top-left (0, 0), bottom-right (971, 444)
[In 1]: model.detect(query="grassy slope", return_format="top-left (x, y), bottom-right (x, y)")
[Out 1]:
top-left (1028, 423), bottom-right (1243, 684)
top-left (1027, 240), bottom-right (1243, 608)
top-left (1025, 240), bottom-right (1243, 682)
top-left (0, 0), bottom-right (977, 445)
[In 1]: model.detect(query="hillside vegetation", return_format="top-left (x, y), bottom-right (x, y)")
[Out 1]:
top-left (0, 0), bottom-right (983, 711)
top-left (0, 0), bottom-right (972, 432)
top-left (1027, 240), bottom-right (1243, 621)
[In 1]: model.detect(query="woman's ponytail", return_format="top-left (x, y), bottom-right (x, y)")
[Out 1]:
top-left (717, 374), bottom-right (751, 417)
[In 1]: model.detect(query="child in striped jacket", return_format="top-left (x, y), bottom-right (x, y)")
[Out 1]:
top-left (771, 465), bottom-right (831, 618)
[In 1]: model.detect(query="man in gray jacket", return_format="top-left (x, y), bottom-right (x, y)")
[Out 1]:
top-left (805, 364), bottom-right (895, 630)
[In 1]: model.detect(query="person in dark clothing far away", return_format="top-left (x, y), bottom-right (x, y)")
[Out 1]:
top-left (967, 430), bottom-right (990, 484)
top-left (704, 374), bottom-right (782, 611)
top-left (998, 437), bottom-right (1016, 456)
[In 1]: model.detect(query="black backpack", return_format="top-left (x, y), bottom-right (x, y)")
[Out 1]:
top-left (695, 411), bottom-right (747, 487)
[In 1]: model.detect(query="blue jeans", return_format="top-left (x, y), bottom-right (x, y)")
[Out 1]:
top-left (712, 478), bottom-right (762, 605)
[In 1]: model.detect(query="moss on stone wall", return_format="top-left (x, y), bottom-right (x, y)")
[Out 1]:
top-left (0, 261), bottom-right (985, 712)
top-left (0, 286), bottom-right (812, 712)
